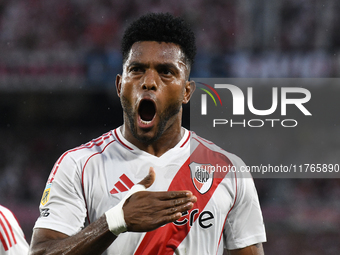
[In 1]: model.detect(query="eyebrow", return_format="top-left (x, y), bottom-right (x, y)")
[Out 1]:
top-left (127, 61), bottom-right (147, 68)
top-left (127, 62), bottom-right (181, 72)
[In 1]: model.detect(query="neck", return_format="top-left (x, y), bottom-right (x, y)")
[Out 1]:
top-left (121, 115), bottom-right (184, 157)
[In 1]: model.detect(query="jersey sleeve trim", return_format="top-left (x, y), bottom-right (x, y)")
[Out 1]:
top-left (226, 233), bottom-right (267, 250)
top-left (46, 131), bottom-right (113, 185)
top-left (33, 222), bottom-right (82, 237)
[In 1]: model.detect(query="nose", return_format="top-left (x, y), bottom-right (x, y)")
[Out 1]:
top-left (141, 69), bottom-right (157, 91)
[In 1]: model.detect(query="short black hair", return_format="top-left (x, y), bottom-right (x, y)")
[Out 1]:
top-left (121, 13), bottom-right (196, 67)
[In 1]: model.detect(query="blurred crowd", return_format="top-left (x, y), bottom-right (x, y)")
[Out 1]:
top-left (1, 0), bottom-right (340, 51)
top-left (0, 0), bottom-right (340, 88)
top-left (0, 0), bottom-right (339, 253)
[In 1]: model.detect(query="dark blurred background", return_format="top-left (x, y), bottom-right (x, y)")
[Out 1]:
top-left (0, 0), bottom-right (339, 254)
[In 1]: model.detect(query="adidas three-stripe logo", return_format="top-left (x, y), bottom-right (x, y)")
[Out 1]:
top-left (110, 174), bottom-right (135, 194)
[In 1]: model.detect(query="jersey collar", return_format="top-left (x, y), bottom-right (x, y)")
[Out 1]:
top-left (112, 127), bottom-right (191, 155)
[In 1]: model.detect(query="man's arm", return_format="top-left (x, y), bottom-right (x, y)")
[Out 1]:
top-left (226, 243), bottom-right (264, 255)
top-left (29, 168), bottom-right (197, 255)
top-left (29, 216), bottom-right (114, 255)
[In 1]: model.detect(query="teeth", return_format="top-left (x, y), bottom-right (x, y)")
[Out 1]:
top-left (141, 119), bottom-right (151, 125)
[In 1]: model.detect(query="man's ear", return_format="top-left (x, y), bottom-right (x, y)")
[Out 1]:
top-left (115, 74), bottom-right (122, 97)
top-left (182, 80), bottom-right (196, 104)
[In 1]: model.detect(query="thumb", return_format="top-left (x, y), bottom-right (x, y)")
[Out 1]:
top-left (138, 167), bottom-right (155, 189)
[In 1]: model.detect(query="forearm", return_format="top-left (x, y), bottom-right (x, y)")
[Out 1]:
top-left (30, 215), bottom-right (116, 255)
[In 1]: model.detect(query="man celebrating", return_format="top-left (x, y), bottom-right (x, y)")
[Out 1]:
top-left (30, 13), bottom-right (266, 255)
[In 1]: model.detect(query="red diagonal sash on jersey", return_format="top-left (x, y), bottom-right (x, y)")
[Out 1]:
top-left (134, 142), bottom-right (232, 254)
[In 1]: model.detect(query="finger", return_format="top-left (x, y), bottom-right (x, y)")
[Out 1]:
top-left (168, 201), bottom-right (195, 215)
top-left (165, 212), bottom-right (183, 223)
top-left (153, 190), bottom-right (195, 201)
top-left (160, 196), bottom-right (197, 209)
top-left (145, 195), bottom-right (196, 215)
top-left (138, 167), bottom-right (156, 188)
top-left (157, 202), bottom-right (195, 225)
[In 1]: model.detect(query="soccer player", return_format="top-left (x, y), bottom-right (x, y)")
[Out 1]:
top-left (0, 205), bottom-right (29, 255)
top-left (29, 13), bottom-right (266, 255)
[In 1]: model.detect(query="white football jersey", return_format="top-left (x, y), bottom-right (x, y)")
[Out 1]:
top-left (0, 205), bottom-right (29, 255)
top-left (34, 127), bottom-right (266, 254)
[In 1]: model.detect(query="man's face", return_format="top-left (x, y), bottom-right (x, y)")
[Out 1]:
top-left (116, 41), bottom-right (193, 144)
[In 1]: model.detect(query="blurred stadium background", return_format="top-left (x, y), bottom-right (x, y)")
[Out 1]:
top-left (0, 0), bottom-right (339, 254)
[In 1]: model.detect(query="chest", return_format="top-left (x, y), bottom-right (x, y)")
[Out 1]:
top-left (81, 152), bottom-right (236, 225)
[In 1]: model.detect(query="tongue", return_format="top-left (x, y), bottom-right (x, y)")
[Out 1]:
top-left (139, 100), bottom-right (155, 121)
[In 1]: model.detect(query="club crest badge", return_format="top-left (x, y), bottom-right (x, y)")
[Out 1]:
top-left (189, 162), bottom-right (214, 194)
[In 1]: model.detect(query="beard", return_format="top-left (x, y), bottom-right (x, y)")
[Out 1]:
top-left (120, 95), bottom-right (182, 144)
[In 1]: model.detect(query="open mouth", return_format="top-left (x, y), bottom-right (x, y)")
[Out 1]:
top-left (138, 99), bottom-right (156, 126)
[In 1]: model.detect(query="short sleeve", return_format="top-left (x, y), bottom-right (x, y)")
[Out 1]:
top-left (33, 152), bottom-right (87, 236)
top-left (0, 205), bottom-right (29, 255)
top-left (223, 156), bottom-right (267, 250)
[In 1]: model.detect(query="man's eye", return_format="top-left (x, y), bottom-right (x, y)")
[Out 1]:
top-left (160, 69), bottom-right (173, 75)
top-left (130, 67), bottom-right (143, 72)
